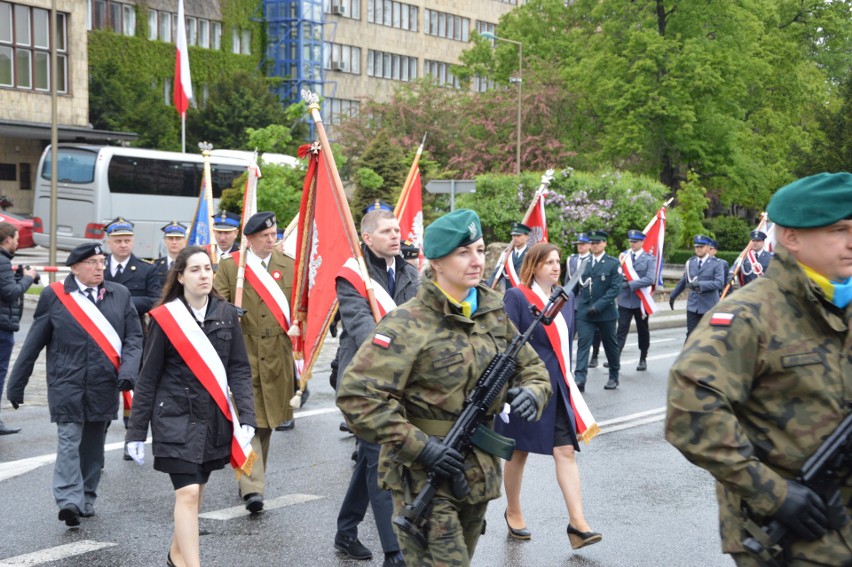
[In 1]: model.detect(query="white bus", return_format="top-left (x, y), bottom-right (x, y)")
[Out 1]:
top-left (33, 145), bottom-right (255, 258)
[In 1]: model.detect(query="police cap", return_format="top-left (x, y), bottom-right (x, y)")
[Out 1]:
top-left (510, 222), bottom-right (531, 236)
top-left (709, 238), bottom-right (720, 249)
top-left (749, 230), bottom-right (767, 241)
top-left (161, 221), bottom-right (187, 237)
top-left (588, 230), bottom-right (608, 242)
top-left (693, 234), bottom-right (713, 246)
top-left (105, 217), bottom-right (134, 236)
top-left (244, 212), bottom-right (276, 236)
top-left (627, 229), bottom-right (646, 241)
top-left (66, 242), bottom-right (105, 266)
top-left (212, 211), bottom-right (240, 231)
top-left (573, 233), bottom-right (590, 244)
top-left (362, 200), bottom-right (394, 216)
top-left (767, 172), bottom-right (852, 228)
top-left (424, 209), bottom-right (483, 259)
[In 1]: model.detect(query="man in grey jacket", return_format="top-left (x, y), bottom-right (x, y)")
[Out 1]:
top-left (669, 235), bottom-right (725, 338)
top-left (0, 221), bottom-right (37, 435)
top-left (615, 229), bottom-right (656, 371)
top-left (334, 208), bottom-right (418, 567)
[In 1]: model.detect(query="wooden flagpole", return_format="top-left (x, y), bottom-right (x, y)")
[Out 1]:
top-left (199, 142), bottom-right (216, 264)
top-left (234, 152), bottom-right (260, 310)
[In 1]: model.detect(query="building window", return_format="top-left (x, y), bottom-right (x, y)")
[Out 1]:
top-left (424, 9), bottom-right (468, 42)
top-left (158, 10), bottom-right (171, 42)
top-left (473, 75), bottom-right (493, 92)
top-left (494, 0), bottom-right (517, 4)
top-left (368, 0), bottom-right (416, 31)
top-left (476, 20), bottom-right (495, 42)
top-left (0, 2), bottom-right (67, 92)
top-left (212, 22), bottom-right (221, 49)
top-left (424, 59), bottom-right (460, 89)
top-left (367, 49), bottom-right (416, 82)
top-left (147, 10), bottom-right (157, 40)
top-left (123, 5), bottom-right (134, 35)
top-left (89, 1), bottom-right (134, 36)
top-left (198, 19), bottom-right (209, 48)
top-left (0, 163), bottom-right (14, 181)
top-left (324, 42), bottom-right (360, 74)
top-left (324, 98), bottom-right (359, 125)
top-left (19, 162), bottom-right (30, 190)
top-left (241, 29), bottom-right (250, 55)
top-left (324, 0), bottom-right (360, 20)
top-left (186, 17), bottom-right (196, 46)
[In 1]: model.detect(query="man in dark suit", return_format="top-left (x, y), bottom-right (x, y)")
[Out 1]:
top-left (615, 229), bottom-right (656, 371)
top-left (504, 221), bottom-right (531, 289)
top-left (565, 233), bottom-right (601, 361)
top-left (669, 234), bottom-right (725, 338)
top-left (103, 217), bottom-right (162, 331)
top-left (152, 221), bottom-right (187, 286)
top-left (574, 230), bottom-right (623, 391)
top-left (741, 229), bottom-right (773, 285)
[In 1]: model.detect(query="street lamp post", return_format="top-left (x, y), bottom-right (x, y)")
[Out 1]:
top-left (480, 32), bottom-right (523, 175)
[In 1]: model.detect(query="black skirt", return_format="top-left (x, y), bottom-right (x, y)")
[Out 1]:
top-left (154, 456), bottom-right (230, 490)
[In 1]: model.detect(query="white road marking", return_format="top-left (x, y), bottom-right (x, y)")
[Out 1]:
top-left (622, 337), bottom-right (678, 348)
top-left (0, 540), bottom-right (116, 566)
top-left (199, 493), bottom-right (324, 521)
top-left (600, 414), bottom-right (666, 435)
top-left (619, 351), bottom-right (680, 365)
top-left (599, 407), bottom-right (665, 427)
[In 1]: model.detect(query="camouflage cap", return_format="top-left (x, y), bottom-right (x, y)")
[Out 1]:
top-left (424, 209), bottom-right (483, 259)
top-left (767, 172), bottom-right (852, 228)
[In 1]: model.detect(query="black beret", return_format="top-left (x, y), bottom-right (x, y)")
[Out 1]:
top-left (66, 242), bottom-right (105, 266)
top-left (244, 212), bottom-right (276, 235)
top-left (424, 209), bottom-right (483, 259)
top-left (767, 172), bottom-right (852, 228)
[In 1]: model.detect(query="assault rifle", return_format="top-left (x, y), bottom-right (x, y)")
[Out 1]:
top-left (393, 258), bottom-right (589, 548)
top-left (742, 409), bottom-right (852, 566)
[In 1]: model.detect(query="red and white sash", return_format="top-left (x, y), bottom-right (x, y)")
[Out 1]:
top-left (619, 252), bottom-right (658, 317)
top-left (745, 249), bottom-right (764, 277)
top-left (232, 251), bottom-right (291, 331)
top-left (503, 253), bottom-right (521, 288)
top-left (149, 300), bottom-right (256, 477)
top-left (337, 257), bottom-right (397, 317)
top-left (51, 282), bottom-right (122, 370)
top-left (518, 283), bottom-right (599, 443)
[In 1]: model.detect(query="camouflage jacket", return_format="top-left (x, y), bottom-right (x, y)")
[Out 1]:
top-left (665, 246), bottom-right (852, 557)
top-left (337, 279), bottom-right (551, 504)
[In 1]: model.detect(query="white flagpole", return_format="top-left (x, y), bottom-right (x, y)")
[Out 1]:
top-left (181, 114), bottom-right (186, 154)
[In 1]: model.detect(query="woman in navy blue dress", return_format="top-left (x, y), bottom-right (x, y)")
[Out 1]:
top-left (495, 242), bottom-right (602, 550)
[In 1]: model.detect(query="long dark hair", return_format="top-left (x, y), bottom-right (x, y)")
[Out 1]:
top-left (519, 242), bottom-right (561, 288)
top-left (156, 246), bottom-right (224, 307)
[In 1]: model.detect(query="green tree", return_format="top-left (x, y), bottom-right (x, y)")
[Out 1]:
top-left (187, 70), bottom-right (289, 151)
top-left (673, 171), bottom-right (710, 249)
top-left (349, 130), bottom-right (407, 214)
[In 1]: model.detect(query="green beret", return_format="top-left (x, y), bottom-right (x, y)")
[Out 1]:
top-left (424, 209), bottom-right (483, 259)
top-left (767, 172), bottom-right (852, 228)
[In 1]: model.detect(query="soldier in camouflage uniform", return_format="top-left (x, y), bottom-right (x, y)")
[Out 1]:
top-left (337, 209), bottom-right (551, 567)
top-left (666, 172), bottom-right (852, 566)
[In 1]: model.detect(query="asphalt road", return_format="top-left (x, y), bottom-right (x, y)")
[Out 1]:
top-left (0, 253), bottom-right (732, 567)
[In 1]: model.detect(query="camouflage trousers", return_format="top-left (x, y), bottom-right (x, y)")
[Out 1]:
top-left (731, 525), bottom-right (852, 567)
top-left (391, 492), bottom-right (488, 567)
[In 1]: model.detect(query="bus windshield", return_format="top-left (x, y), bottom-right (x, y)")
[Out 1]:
top-left (40, 147), bottom-right (98, 183)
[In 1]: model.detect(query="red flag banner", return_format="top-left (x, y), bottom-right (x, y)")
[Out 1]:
top-left (396, 167), bottom-right (424, 267)
top-left (173, 0), bottom-right (193, 116)
top-left (641, 205), bottom-right (668, 290)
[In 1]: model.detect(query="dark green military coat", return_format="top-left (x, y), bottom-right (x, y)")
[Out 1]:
top-left (337, 280), bottom-right (551, 504)
top-left (666, 247), bottom-right (852, 561)
top-left (214, 249), bottom-right (296, 427)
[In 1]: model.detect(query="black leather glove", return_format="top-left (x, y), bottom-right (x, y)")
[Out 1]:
top-left (772, 480), bottom-right (829, 541)
top-left (669, 297), bottom-right (675, 310)
top-left (416, 437), bottom-right (465, 478)
top-left (9, 398), bottom-right (21, 409)
top-left (587, 306), bottom-right (598, 317)
top-left (507, 387), bottom-right (538, 422)
top-left (117, 379), bottom-right (133, 392)
top-left (823, 485), bottom-right (851, 530)
top-left (690, 282), bottom-right (701, 292)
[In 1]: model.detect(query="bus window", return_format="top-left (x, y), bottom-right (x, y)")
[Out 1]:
top-left (41, 147), bottom-right (98, 183)
top-left (108, 156), bottom-right (244, 198)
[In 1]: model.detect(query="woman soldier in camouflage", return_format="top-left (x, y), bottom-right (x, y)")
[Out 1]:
top-left (337, 209), bottom-right (552, 567)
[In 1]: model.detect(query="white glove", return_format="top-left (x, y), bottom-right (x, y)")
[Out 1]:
top-left (126, 441), bottom-right (145, 465)
top-left (241, 424), bottom-right (255, 438)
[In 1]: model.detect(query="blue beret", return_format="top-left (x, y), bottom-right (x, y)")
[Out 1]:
top-left (573, 233), bottom-right (590, 244)
top-left (588, 230), bottom-right (608, 242)
top-left (749, 230), bottom-right (767, 241)
top-left (362, 200), bottom-right (394, 216)
top-left (212, 211), bottom-right (240, 231)
top-left (767, 172), bottom-right (852, 228)
top-left (424, 209), bottom-right (483, 259)
top-left (510, 222), bottom-right (531, 235)
top-left (244, 212), bottom-right (276, 236)
top-left (66, 242), bottom-right (105, 266)
top-left (105, 217), bottom-right (134, 236)
top-left (627, 229), bottom-right (646, 241)
top-left (161, 221), bottom-right (187, 237)
top-left (693, 234), bottom-right (712, 246)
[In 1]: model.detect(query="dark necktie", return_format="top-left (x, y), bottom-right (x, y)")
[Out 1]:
top-left (630, 252), bottom-right (636, 263)
top-left (697, 259), bottom-right (703, 271)
top-left (261, 259), bottom-right (268, 270)
top-left (387, 267), bottom-right (395, 297)
top-left (84, 287), bottom-right (97, 305)
top-left (115, 264), bottom-right (123, 278)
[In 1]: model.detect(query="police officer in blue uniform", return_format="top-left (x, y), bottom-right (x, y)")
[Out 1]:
top-left (565, 233), bottom-right (602, 362)
top-left (741, 229), bottom-right (772, 285)
top-left (504, 222), bottom-right (531, 289)
top-left (669, 235), bottom-right (725, 338)
top-left (615, 229), bottom-right (656, 371)
top-left (152, 221), bottom-right (187, 287)
top-left (707, 238), bottom-right (730, 292)
top-left (212, 211), bottom-right (241, 269)
top-left (574, 230), bottom-right (622, 391)
top-left (103, 218), bottom-right (161, 330)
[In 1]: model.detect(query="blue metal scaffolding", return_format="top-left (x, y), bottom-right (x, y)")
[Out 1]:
top-left (263, 0), bottom-right (325, 107)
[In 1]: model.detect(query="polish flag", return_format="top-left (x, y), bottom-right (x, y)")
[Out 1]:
top-left (173, 0), bottom-right (193, 116)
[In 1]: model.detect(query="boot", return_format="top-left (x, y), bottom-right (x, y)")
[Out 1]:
top-left (588, 353), bottom-right (598, 368)
top-left (636, 356), bottom-right (647, 371)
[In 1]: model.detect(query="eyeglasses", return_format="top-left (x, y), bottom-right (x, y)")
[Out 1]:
top-left (82, 259), bottom-right (106, 267)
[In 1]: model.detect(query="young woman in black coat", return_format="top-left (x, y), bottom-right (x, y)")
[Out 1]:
top-left (126, 246), bottom-right (255, 567)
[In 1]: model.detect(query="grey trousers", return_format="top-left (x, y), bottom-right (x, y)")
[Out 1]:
top-left (54, 421), bottom-right (108, 512)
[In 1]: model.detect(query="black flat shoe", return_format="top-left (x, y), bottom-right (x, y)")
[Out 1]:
top-left (504, 510), bottom-right (531, 540)
top-left (166, 551), bottom-right (176, 567)
top-left (58, 504), bottom-right (80, 527)
top-left (567, 524), bottom-right (602, 549)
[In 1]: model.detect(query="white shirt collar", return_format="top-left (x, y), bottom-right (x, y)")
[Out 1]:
top-left (74, 277), bottom-right (96, 294)
top-left (593, 252), bottom-right (606, 261)
top-left (630, 249), bottom-right (643, 258)
top-left (189, 297), bottom-right (208, 323)
top-left (248, 247), bottom-right (272, 265)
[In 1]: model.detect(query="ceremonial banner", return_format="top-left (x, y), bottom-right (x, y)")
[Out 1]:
top-left (173, 0), bottom-right (193, 117)
top-left (726, 213), bottom-right (769, 297)
top-left (395, 137), bottom-right (425, 268)
top-left (188, 180), bottom-right (211, 247)
top-left (641, 205), bottom-right (667, 289)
